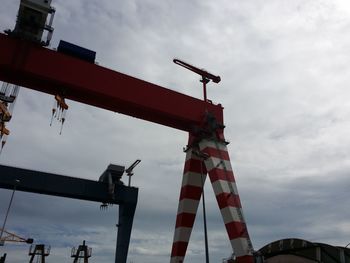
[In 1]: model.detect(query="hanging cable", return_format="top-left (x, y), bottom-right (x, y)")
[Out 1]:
top-left (200, 153), bottom-right (210, 263)
top-left (0, 180), bottom-right (19, 243)
top-left (50, 100), bottom-right (56, 126)
top-left (50, 94), bottom-right (69, 134)
top-left (59, 110), bottom-right (66, 135)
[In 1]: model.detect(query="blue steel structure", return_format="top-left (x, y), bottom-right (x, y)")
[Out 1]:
top-left (0, 164), bottom-right (138, 263)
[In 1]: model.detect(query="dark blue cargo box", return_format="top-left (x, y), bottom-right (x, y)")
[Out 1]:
top-left (57, 40), bottom-right (96, 63)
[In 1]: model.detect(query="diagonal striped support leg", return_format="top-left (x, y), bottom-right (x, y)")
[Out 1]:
top-left (170, 145), bottom-right (207, 263)
top-left (199, 138), bottom-right (254, 263)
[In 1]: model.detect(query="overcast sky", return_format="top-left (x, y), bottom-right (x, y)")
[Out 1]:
top-left (1, 0), bottom-right (350, 262)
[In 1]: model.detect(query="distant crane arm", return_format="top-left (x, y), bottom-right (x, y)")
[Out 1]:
top-left (0, 228), bottom-right (33, 245)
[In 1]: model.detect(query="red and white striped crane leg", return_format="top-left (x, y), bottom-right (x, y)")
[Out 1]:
top-left (170, 147), bottom-right (207, 263)
top-left (199, 138), bottom-right (254, 263)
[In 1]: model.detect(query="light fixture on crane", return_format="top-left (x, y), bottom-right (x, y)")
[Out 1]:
top-left (126, 160), bottom-right (141, 187)
top-left (173, 58), bottom-right (221, 102)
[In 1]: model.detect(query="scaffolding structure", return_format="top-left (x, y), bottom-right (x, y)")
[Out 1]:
top-left (28, 244), bottom-right (50, 263)
top-left (71, 240), bottom-right (92, 263)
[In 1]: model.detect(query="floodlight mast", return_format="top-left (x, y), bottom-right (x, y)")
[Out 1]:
top-left (173, 58), bottom-right (221, 102)
top-left (126, 159), bottom-right (141, 187)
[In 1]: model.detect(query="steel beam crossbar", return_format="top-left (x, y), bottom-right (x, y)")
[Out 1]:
top-left (0, 33), bottom-right (223, 132)
top-left (0, 164), bottom-right (138, 205)
top-left (0, 164), bottom-right (138, 263)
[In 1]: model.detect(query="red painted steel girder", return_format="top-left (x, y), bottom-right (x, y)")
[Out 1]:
top-left (0, 33), bottom-right (223, 132)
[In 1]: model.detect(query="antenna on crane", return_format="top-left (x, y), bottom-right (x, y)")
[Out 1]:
top-left (173, 58), bottom-right (221, 102)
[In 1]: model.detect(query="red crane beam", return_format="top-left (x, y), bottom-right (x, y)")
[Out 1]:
top-left (0, 33), bottom-right (223, 132)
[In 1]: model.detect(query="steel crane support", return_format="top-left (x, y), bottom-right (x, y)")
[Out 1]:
top-left (171, 136), bottom-right (253, 263)
top-left (0, 33), bottom-right (223, 132)
top-left (0, 33), bottom-right (254, 262)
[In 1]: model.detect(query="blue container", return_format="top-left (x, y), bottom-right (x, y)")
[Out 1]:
top-left (57, 40), bottom-right (96, 63)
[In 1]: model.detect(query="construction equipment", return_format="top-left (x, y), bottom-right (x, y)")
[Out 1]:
top-left (50, 94), bottom-right (69, 134)
top-left (174, 58), bottom-right (221, 102)
top-left (125, 160), bottom-right (141, 187)
top-left (0, 83), bottom-right (20, 154)
top-left (57, 40), bottom-right (96, 63)
top-left (0, 228), bottom-right (33, 246)
top-left (5, 0), bottom-right (55, 46)
top-left (0, 164), bottom-right (138, 263)
top-left (71, 240), bottom-right (92, 263)
top-left (0, 1), bottom-right (255, 262)
top-left (28, 244), bottom-right (50, 263)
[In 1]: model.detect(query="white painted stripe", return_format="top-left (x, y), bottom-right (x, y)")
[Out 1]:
top-left (230, 237), bottom-right (253, 257)
top-left (170, 256), bottom-right (185, 263)
top-left (178, 199), bottom-right (200, 214)
top-left (173, 227), bottom-right (193, 243)
top-left (220, 206), bottom-right (245, 224)
top-left (212, 179), bottom-right (239, 196)
top-left (204, 157), bottom-right (233, 172)
top-left (182, 171), bottom-right (206, 187)
top-left (199, 139), bottom-right (228, 152)
top-left (185, 150), bottom-right (201, 162)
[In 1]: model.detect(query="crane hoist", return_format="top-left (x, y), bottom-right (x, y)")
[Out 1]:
top-left (0, 83), bottom-right (20, 154)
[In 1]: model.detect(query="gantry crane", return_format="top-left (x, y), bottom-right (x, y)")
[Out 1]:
top-left (0, 0), bottom-right (254, 262)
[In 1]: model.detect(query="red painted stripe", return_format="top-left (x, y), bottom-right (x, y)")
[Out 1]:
top-left (216, 192), bottom-right (242, 209)
top-left (175, 213), bottom-right (196, 228)
top-left (180, 185), bottom-right (202, 201)
top-left (171, 241), bottom-right (188, 257)
top-left (236, 255), bottom-right (254, 263)
top-left (201, 146), bottom-right (230, 160)
top-left (183, 158), bottom-right (205, 174)
top-left (208, 168), bottom-right (235, 183)
top-left (225, 221), bottom-right (249, 240)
